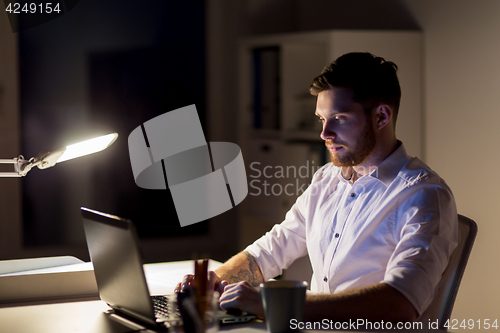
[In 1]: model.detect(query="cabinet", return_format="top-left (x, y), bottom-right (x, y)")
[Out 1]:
top-left (238, 30), bottom-right (421, 281)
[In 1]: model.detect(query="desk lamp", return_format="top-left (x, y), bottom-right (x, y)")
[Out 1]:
top-left (0, 133), bottom-right (118, 177)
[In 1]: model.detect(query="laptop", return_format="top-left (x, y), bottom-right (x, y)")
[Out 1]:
top-left (81, 207), bottom-right (255, 330)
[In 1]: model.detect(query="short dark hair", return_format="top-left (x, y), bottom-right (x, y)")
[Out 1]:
top-left (309, 52), bottom-right (401, 122)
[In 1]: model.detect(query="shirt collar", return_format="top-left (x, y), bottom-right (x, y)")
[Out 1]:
top-left (368, 141), bottom-right (411, 187)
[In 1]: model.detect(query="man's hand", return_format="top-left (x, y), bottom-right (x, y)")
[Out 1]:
top-left (174, 271), bottom-right (229, 295)
top-left (219, 281), bottom-right (265, 319)
top-left (174, 252), bottom-right (264, 294)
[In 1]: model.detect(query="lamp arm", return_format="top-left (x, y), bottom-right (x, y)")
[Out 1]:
top-left (0, 132), bottom-right (116, 177)
top-left (0, 156), bottom-right (35, 177)
top-left (0, 149), bottom-right (65, 177)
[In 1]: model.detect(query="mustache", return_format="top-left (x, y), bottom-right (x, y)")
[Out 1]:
top-left (325, 140), bottom-right (346, 149)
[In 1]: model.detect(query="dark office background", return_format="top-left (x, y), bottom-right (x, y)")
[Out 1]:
top-left (12, 0), bottom-right (420, 258)
top-left (19, 0), bottom-right (208, 247)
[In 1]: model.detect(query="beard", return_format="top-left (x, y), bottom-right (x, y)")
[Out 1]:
top-left (326, 117), bottom-right (376, 167)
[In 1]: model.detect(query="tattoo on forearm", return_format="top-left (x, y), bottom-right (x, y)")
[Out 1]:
top-left (227, 252), bottom-right (263, 286)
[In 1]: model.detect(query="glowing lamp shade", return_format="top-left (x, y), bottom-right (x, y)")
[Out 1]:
top-left (57, 133), bottom-right (119, 163)
top-left (0, 132), bottom-right (119, 177)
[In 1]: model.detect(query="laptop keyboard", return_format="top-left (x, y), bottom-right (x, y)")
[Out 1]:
top-left (152, 295), bottom-right (181, 320)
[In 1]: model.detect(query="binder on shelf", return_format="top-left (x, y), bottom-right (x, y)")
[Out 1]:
top-left (252, 47), bottom-right (280, 130)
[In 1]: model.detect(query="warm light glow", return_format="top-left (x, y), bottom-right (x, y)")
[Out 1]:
top-left (57, 133), bottom-right (118, 163)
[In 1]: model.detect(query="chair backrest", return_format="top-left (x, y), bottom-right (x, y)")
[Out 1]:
top-left (420, 214), bottom-right (477, 330)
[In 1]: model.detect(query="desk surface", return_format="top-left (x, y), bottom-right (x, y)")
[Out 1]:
top-left (0, 260), bottom-right (269, 333)
top-left (0, 261), bottom-right (387, 333)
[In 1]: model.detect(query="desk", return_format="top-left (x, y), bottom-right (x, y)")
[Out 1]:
top-left (0, 260), bottom-right (267, 333)
top-left (0, 261), bottom-right (395, 333)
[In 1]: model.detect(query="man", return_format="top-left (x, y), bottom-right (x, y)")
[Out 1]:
top-left (176, 52), bottom-right (458, 323)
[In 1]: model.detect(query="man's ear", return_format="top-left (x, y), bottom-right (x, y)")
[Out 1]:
top-left (373, 104), bottom-right (393, 130)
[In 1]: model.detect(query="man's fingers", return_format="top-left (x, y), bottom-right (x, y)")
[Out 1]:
top-left (218, 281), bottom-right (264, 318)
top-left (219, 296), bottom-right (237, 310)
top-left (181, 274), bottom-right (194, 290)
top-left (181, 274), bottom-right (194, 284)
top-left (174, 274), bottom-right (194, 293)
top-left (219, 280), bottom-right (229, 292)
top-left (219, 282), bottom-right (253, 308)
top-left (175, 272), bottom-right (224, 294)
top-left (222, 280), bottom-right (250, 294)
top-left (214, 279), bottom-right (228, 295)
top-left (219, 285), bottom-right (242, 309)
top-left (208, 271), bottom-right (220, 291)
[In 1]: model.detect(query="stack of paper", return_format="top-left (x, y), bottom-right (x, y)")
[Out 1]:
top-left (0, 256), bottom-right (98, 305)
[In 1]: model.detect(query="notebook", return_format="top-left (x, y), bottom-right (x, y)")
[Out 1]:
top-left (81, 207), bottom-right (255, 330)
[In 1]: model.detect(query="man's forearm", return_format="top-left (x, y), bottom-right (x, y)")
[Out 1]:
top-left (303, 283), bottom-right (418, 323)
top-left (214, 251), bottom-right (264, 287)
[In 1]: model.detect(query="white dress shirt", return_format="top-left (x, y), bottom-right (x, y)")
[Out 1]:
top-left (245, 143), bottom-right (458, 315)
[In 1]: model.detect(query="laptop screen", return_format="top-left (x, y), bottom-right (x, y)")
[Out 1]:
top-left (81, 207), bottom-right (156, 323)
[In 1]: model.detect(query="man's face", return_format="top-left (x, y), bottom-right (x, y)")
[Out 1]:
top-left (315, 88), bottom-right (376, 167)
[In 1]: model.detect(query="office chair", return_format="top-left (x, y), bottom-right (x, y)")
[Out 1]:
top-left (420, 214), bottom-right (478, 330)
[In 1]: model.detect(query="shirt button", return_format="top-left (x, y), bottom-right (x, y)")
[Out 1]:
top-left (335, 233), bottom-right (340, 238)
top-left (323, 277), bottom-right (328, 282)
top-left (350, 193), bottom-right (356, 198)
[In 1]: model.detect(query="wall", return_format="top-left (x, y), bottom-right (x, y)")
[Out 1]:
top-left (0, 5), bottom-right (22, 259)
top-left (403, 0), bottom-right (500, 324)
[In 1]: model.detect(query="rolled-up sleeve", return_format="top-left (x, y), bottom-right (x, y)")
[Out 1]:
top-left (245, 203), bottom-right (308, 280)
top-left (383, 181), bottom-right (458, 315)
